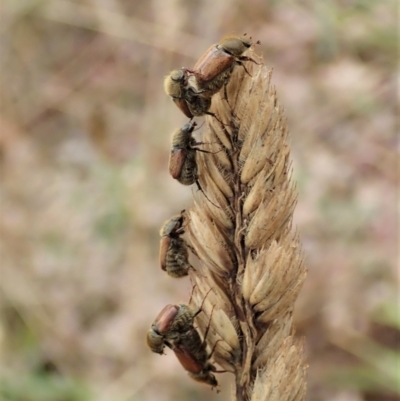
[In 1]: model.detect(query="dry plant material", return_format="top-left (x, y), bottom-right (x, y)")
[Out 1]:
top-left (185, 50), bottom-right (307, 400)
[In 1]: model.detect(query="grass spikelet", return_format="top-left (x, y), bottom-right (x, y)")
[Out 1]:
top-left (186, 49), bottom-right (307, 400)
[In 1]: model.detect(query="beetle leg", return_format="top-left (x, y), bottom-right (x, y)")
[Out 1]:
top-left (186, 243), bottom-right (198, 257)
top-left (186, 86), bottom-right (208, 96)
top-left (191, 141), bottom-right (214, 146)
top-left (204, 111), bottom-right (230, 127)
top-left (192, 140), bottom-right (224, 152)
top-left (222, 82), bottom-right (233, 110)
top-left (202, 304), bottom-right (216, 343)
top-left (238, 55), bottom-right (261, 65)
top-left (195, 178), bottom-right (221, 209)
top-left (174, 226), bottom-right (185, 235)
top-left (193, 147), bottom-right (223, 155)
top-left (209, 340), bottom-right (230, 372)
top-left (188, 284), bottom-right (198, 306)
top-left (236, 60), bottom-right (252, 77)
top-left (193, 288), bottom-right (213, 318)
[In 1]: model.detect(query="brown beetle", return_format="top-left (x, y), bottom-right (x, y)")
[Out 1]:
top-left (146, 303), bottom-right (200, 354)
top-left (146, 289), bottom-right (212, 354)
top-left (188, 34), bottom-right (260, 102)
top-left (173, 340), bottom-right (219, 388)
top-left (159, 210), bottom-right (192, 278)
top-left (163, 69), bottom-right (194, 118)
top-left (170, 306), bottom-right (224, 390)
top-left (168, 122), bottom-right (221, 208)
top-left (169, 121), bottom-right (199, 186)
top-left (163, 34), bottom-right (260, 119)
top-left (164, 70), bottom-right (219, 121)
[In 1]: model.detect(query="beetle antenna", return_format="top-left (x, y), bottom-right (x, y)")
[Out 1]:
top-left (205, 111), bottom-right (230, 127)
top-left (209, 339), bottom-right (226, 363)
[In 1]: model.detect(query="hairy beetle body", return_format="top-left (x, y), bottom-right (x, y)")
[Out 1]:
top-left (173, 340), bottom-right (218, 388)
top-left (168, 122), bottom-right (222, 208)
top-left (191, 45), bottom-right (234, 96)
top-left (169, 122), bottom-right (199, 186)
top-left (164, 69), bottom-right (203, 118)
top-left (217, 35), bottom-right (253, 57)
top-left (169, 306), bottom-right (222, 389)
top-left (163, 35), bottom-right (258, 120)
top-left (159, 211), bottom-right (191, 278)
top-left (163, 69), bottom-right (187, 98)
top-left (188, 34), bottom-right (259, 101)
top-left (147, 303), bottom-right (198, 354)
top-left (184, 92), bottom-right (212, 118)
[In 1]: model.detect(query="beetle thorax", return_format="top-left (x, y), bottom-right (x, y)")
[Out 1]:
top-left (172, 129), bottom-right (194, 149)
top-left (164, 69), bottom-right (187, 98)
top-left (218, 36), bottom-right (251, 57)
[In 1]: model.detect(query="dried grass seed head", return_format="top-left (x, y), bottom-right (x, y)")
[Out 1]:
top-left (183, 51), bottom-right (306, 399)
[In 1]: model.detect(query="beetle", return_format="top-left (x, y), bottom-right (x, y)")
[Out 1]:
top-left (187, 34), bottom-right (261, 102)
top-left (168, 122), bottom-right (221, 208)
top-left (146, 303), bottom-right (200, 354)
top-left (163, 69), bottom-right (194, 118)
top-left (146, 295), bottom-right (225, 389)
top-left (146, 289), bottom-right (212, 355)
top-left (169, 121), bottom-right (199, 186)
top-left (170, 305), bottom-right (225, 390)
top-left (163, 34), bottom-right (260, 118)
top-left (173, 340), bottom-right (219, 388)
top-left (159, 210), bottom-right (192, 278)
top-left (164, 70), bottom-right (221, 121)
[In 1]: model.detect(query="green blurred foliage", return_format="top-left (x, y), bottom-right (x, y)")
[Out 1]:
top-left (1, 373), bottom-right (90, 401)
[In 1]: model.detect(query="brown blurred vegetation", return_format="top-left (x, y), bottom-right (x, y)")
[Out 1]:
top-left (0, 1), bottom-right (398, 400)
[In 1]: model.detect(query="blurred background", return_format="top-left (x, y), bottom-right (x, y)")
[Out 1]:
top-left (0, 0), bottom-right (398, 400)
